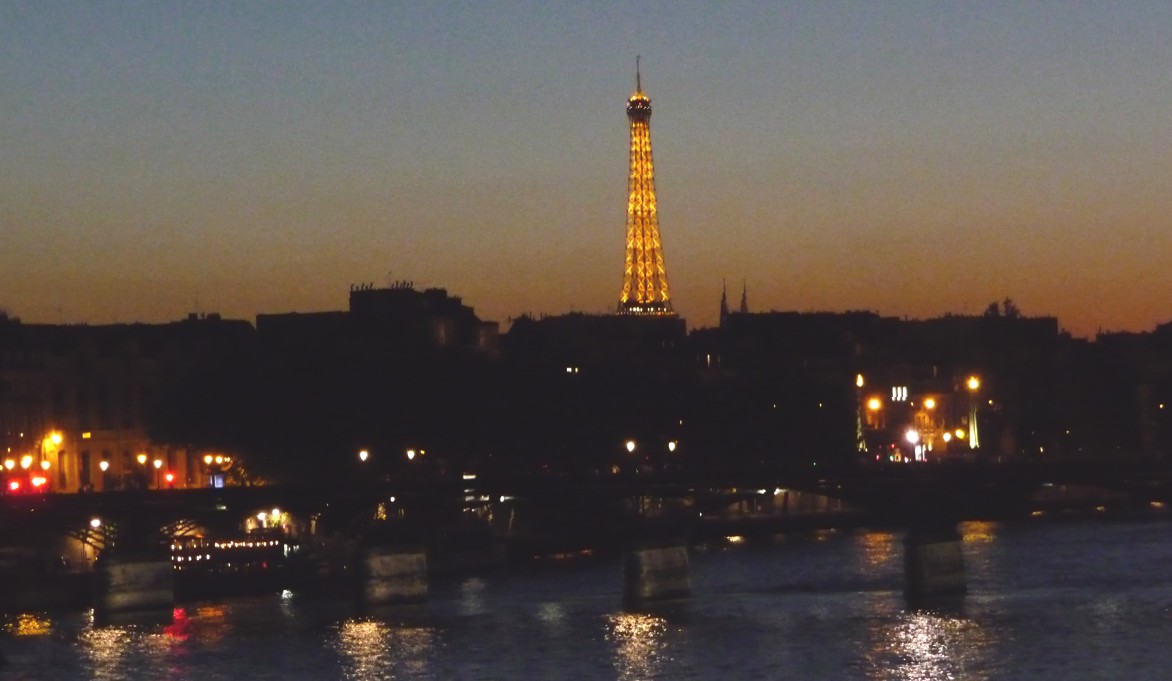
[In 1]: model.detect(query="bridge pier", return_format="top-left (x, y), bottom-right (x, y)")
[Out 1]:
top-left (354, 544), bottom-right (428, 607)
top-left (903, 524), bottom-right (966, 604)
top-left (94, 548), bottom-right (174, 624)
top-left (624, 540), bottom-right (690, 603)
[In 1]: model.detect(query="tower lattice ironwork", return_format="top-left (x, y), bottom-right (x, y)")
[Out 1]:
top-left (618, 58), bottom-right (674, 316)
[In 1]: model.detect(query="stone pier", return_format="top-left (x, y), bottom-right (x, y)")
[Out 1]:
top-left (903, 525), bottom-right (966, 603)
top-left (624, 541), bottom-right (690, 603)
top-left (94, 550), bottom-right (174, 624)
top-left (355, 545), bottom-right (428, 607)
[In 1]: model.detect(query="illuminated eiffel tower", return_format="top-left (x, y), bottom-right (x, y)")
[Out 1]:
top-left (617, 58), bottom-right (674, 316)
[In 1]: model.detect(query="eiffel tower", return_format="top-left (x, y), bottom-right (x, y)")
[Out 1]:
top-left (617, 57), bottom-right (674, 316)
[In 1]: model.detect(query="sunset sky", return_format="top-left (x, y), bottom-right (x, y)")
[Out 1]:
top-left (4, 2), bottom-right (1172, 337)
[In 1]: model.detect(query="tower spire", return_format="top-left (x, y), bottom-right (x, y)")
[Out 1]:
top-left (720, 280), bottom-right (730, 325)
top-left (618, 60), bottom-right (673, 316)
top-left (739, 280), bottom-right (749, 314)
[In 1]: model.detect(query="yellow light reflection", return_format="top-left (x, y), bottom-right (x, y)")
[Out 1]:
top-left (961, 520), bottom-right (998, 544)
top-left (856, 531), bottom-right (899, 571)
top-left (4, 613), bottom-right (52, 636)
top-left (606, 612), bottom-right (670, 681)
top-left (336, 619), bottom-right (435, 680)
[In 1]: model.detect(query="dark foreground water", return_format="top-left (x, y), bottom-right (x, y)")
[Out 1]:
top-left (2, 512), bottom-right (1171, 680)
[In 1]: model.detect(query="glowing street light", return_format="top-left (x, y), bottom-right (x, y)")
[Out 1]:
top-left (923, 397), bottom-right (937, 410)
top-left (625, 440), bottom-right (637, 453)
top-left (965, 376), bottom-right (981, 449)
top-left (406, 449), bottom-right (417, 461)
top-left (867, 397), bottom-right (882, 411)
top-left (358, 449), bottom-right (369, 462)
top-left (137, 453), bottom-right (148, 465)
top-left (667, 440), bottom-right (678, 453)
top-left (99, 460), bottom-right (109, 472)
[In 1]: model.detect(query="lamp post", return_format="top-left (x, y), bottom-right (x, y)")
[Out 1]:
top-left (855, 374), bottom-right (867, 453)
top-left (961, 375), bottom-right (979, 447)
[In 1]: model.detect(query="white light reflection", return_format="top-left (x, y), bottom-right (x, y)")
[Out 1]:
top-left (606, 612), bottom-right (670, 681)
top-left (336, 619), bottom-right (436, 680)
top-left (79, 625), bottom-right (173, 680)
top-left (280, 589), bottom-right (295, 618)
top-left (865, 610), bottom-right (991, 680)
top-left (79, 627), bottom-right (134, 678)
top-left (537, 602), bottom-right (567, 630)
top-left (459, 577), bottom-right (487, 616)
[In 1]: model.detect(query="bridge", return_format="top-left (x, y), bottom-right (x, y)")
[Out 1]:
top-left (0, 458), bottom-right (1167, 615)
top-left (1, 458), bottom-right (1167, 550)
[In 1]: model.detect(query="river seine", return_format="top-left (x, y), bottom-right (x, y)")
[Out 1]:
top-left (1, 512), bottom-right (1170, 680)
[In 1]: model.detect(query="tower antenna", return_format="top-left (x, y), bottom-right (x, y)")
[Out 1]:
top-left (636, 55), bottom-right (641, 91)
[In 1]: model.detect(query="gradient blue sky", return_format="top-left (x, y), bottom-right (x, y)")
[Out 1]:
top-left (4, 2), bottom-right (1172, 336)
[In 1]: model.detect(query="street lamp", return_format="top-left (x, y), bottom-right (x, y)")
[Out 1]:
top-left (358, 449), bottom-right (369, 462)
top-left (136, 453), bottom-right (148, 489)
top-left (966, 375), bottom-right (981, 449)
top-left (625, 440), bottom-right (636, 453)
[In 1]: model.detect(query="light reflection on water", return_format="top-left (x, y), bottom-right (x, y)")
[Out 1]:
top-left (3, 612), bottom-right (52, 636)
top-left (78, 623), bottom-right (177, 681)
top-left (334, 618), bottom-right (437, 681)
top-left (863, 609), bottom-right (994, 681)
top-left (606, 611), bottom-right (671, 681)
top-left (855, 530), bottom-right (900, 572)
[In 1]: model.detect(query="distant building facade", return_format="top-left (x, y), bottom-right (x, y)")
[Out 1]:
top-left (0, 312), bottom-right (253, 493)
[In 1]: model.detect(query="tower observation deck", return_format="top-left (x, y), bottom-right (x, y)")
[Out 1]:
top-left (618, 58), bottom-right (674, 316)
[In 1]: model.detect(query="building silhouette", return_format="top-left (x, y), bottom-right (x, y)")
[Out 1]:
top-left (0, 312), bottom-right (253, 492)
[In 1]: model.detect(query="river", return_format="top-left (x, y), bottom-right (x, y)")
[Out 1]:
top-left (1, 511), bottom-right (1170, 680)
